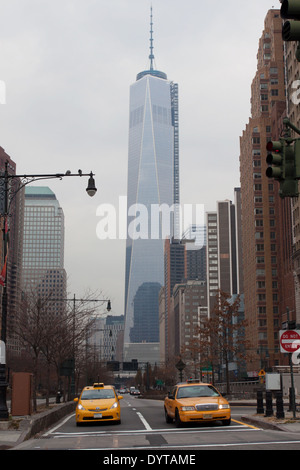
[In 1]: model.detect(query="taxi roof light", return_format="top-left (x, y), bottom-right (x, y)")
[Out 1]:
top-left (93, 383), bottom-right (104, 388)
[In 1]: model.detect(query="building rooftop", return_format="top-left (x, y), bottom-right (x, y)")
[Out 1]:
top-left (25, 186), bottom-right (56, 199)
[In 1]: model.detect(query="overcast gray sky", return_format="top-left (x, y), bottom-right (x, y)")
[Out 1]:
top-left (0, 0), bottom-right (280, 316)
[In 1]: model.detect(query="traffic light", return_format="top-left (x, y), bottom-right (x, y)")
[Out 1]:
top-left (294, 139), bottom-right (300, 177)
top-left (266, 138), bottom-right (300, 198)
top-left (281, 0), bottom-right (300, 60)
top-left (266, 139), bottom-right (285, 180)
top-left (281, 142), bottom-right (299, 197)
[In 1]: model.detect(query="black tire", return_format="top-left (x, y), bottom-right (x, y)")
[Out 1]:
top-left (222, 418), bottom-right (231, 426)
top-left (175, 409), bottom-right (182, 428)
top-left (164, 407), bottom-right (173, 423)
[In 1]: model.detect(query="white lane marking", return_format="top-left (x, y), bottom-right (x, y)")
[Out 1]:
top-left (43, 413), bottom-right (75, 436)
top-left (50, 425), bottom-right (258, 438)
top-left (136, 411), bottom-right (152, 431)
top-left (88, 439), bottom-right (300, 450)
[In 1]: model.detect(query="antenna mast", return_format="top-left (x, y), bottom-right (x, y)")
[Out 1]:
top-left (149, 6), bottom-right (154, 70)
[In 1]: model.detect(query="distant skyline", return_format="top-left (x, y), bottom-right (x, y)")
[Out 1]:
top-left (0, 0), bottom-right (279, 316)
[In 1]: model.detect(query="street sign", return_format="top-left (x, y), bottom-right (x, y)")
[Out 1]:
top-left (175, 358), bottom-right (186, 371)
top-left (258, 369), bottom-right (265, 377)
top-left (279, 330), bottom-right (300, 353)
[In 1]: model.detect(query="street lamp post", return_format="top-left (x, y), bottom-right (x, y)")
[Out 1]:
top-left (0, 161), bottom-right (97, 420)
top-left (59, 295), bottom-right (111, 397)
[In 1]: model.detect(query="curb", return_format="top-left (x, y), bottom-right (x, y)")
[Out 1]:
top-left (241, 414), bottom-right (283, 431)
top-left (15, 401), bottom-right (76, 445)
top-left (241, 414), bottom-right (300, 432)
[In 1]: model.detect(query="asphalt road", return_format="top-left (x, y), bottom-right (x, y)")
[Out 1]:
top-left (13, 394), bottom-right (300, 453)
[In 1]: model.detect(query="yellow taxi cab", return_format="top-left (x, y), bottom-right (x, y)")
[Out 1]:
top-left (164, 381), bottom-right (231, 427)
top-left (74, 383), bottom-right (123, 425)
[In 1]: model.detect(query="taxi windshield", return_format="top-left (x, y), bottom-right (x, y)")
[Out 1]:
top-left (81, 389), bottom-right (115, 400)
top-left (177, 385), bottom-right (220, 399)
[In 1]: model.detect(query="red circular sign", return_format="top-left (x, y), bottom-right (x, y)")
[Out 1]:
top-left (280, 330), bottom-right (300, 353)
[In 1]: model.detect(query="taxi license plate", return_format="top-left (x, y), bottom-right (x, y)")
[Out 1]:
top-left (203, 414), bottom-right (212, 419)
top-left (94, 413), bottom-right (102, 418)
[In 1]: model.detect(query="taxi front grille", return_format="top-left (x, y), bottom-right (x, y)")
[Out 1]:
top-left (195, 403), bottom-right (218, 411)
top-left (88, 408), bottom-right (108, 412)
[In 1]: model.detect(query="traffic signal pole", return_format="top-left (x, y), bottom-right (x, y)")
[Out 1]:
top-left (283, 117), bottom-right (300, 136)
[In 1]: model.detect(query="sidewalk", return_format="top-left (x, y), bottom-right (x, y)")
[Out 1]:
top-left (242, 412), bottom-right (300, 433)
top-left (0, 422), bottom-right (26, 450)
top-left (233, 398), bottom-right (300, 433)
top-left (0, 401), bottom-right (76, 450)
top-left (0, 399), bottom-right (299, 449)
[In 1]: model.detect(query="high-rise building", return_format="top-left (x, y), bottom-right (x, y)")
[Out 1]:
top-left (239, 10), bottom-right (289, 371)
top-left (172, 280), bottom-right (207, 363)
top-left (21, 186), bottom-right (66, 313)
top-left (234, 188), bottom-right (244, 294)
top-left (206, 211), bottom-right (219, 315)
top-left (0, 148), bottom-right (24, 354)
top-left (182, 225), bottom-right (206, 248)
top-left (217, 199), bottom-right (238, 296)
top-left (87, 315), bottom-right (124, 364)
top-left (186, 245), bottom-right (206, 282)
top-left (282, 31), bottom-right (300, 329)
top-left (206, 194), bottom-right (242, 316)
top-left (124, 9), bottom-right (179, 363)
top-left (163, 238), bottom-right (187, 360)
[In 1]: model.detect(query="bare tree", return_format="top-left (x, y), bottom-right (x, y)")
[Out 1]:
top-left (182, 290), bottom-right (250, 394)
top-left (13, 293), bottom-right (54, 411)
top-left (13, 289), bottom-right (107, 406)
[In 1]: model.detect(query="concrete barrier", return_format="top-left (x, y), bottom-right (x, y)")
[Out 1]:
top-left (18, 401), bottom-right (76, 443)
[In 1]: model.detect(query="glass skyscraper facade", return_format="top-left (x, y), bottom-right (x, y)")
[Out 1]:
top-left (123, 12), bottom-right (179, 362)
top-left (22, 186), bottom-right (66, 313)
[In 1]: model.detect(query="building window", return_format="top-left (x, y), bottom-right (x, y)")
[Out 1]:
top-left (256, 244), bottom-right (264, 251)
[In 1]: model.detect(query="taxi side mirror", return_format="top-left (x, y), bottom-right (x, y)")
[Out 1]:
top-left (74, 397), bottom-right (78, 402)
top-left (118, 395), bottom-right (123, 400)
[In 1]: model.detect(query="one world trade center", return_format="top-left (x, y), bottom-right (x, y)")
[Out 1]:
top-left (123, 8), bottom-right (179, 363)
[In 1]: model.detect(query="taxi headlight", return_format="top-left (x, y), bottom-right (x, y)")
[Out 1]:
top-left (77, 403), bottom-right (86, 411)
top-left (181, 406), bottom-right (195, 411)
top-left (219, 404), bottom-right (230, 409)
top-left (110, 402), bottom-right (118, 409)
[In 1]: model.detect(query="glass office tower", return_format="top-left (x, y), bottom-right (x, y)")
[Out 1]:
top-left (124, 10), bottom-right (179, 362)
top-left (22, 186), bottom-right (67, 314)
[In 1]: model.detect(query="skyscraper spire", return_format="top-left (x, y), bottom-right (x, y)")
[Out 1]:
top-left (136, 5), bottom-right (167, 81)
top-left (149, 5), bottom-right (154, 70)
